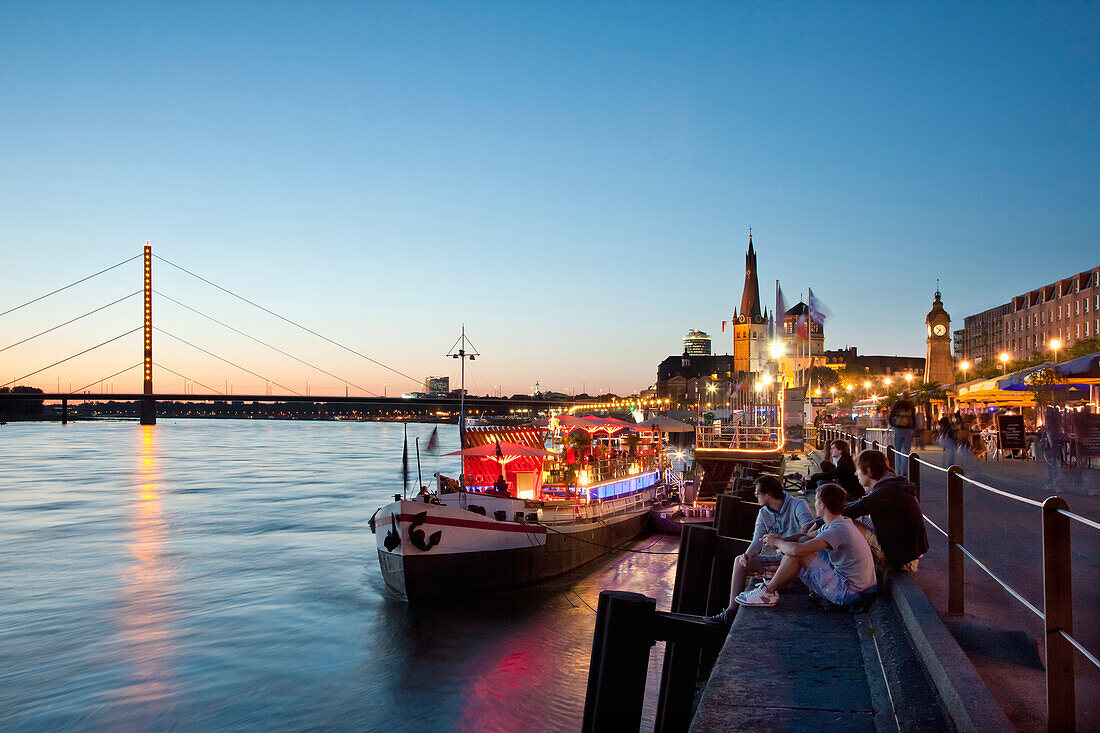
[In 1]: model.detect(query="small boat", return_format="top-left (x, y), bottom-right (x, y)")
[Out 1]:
top-left (651, 501), bottom-right (714, 534)
top-left (370, 329), bottom-right (667, 600)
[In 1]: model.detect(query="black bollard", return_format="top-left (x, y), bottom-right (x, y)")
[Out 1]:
top-left (669, 523), bottom-right (717, 615)
top-left (581, 591), bottom-right (657, 733)
top-left (908, 452), bottom-right (921, 500)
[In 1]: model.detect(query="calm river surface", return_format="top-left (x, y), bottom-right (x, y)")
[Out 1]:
top-left (0, 419), bottom-right (678, 732)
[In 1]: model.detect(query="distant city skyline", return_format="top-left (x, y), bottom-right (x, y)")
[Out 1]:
top-left (2, 3), bottom-right (1097, 395)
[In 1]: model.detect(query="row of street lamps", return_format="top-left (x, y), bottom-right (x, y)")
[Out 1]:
top-left (958, 338), bottom-right (1063, 383)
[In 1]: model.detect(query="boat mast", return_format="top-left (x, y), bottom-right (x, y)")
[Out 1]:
top-left (449, 325), bottom-right (479, 489)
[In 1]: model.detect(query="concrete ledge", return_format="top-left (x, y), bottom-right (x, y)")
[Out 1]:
top-left (890, 572), bottom-right (1012, 733)
top-left (689, 589), bottom-right (876, 732)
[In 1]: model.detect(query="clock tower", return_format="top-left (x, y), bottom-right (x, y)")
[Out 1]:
top-left (925, 288), bottom-right (954, 386)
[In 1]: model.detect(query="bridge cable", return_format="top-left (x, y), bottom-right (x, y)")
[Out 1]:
top-left (0, 291), bottom-right (142, 354)
top-left (153, 327), bottom-right (303, 396)
top-left (154, 290), bottom-right (380, 397)
top-left (154, 255), bottom-right (422, 386)
top-left (1, 327), bottom-right (142, 389)
top-left (0, 253), bottom-right (142, 319)
top-left (152, 362), bottom-right (224, 395)
top-left (73, 362), bottom-right (143, 393)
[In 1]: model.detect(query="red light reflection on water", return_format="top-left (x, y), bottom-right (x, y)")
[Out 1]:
top-left (114, 425), bottom-right (178, 708)
top-left (456, 629), bottom-right (564, 733)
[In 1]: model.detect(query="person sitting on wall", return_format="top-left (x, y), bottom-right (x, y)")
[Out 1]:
top-left (493, 474), bottom-right (510, 496)
top-left (704, 475), bottom-right (813, 625)
top-left (803, 440), bottom-right (863, 498)
top-left (843, 450), bottom-right (929, 571)
top-left (713, 482), bottom-right (877, 611)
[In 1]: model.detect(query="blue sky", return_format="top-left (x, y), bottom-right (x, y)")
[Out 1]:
top-left (2, 2), bottom-right (1097, 396)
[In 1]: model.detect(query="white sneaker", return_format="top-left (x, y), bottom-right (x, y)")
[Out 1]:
top-left (735, 584), bottom-right (778, 607)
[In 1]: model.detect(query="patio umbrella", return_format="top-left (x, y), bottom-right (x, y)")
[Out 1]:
top-left (637, 415), bottom-right (694, 433)
top-left (445, 440), bottom-right (555, 463)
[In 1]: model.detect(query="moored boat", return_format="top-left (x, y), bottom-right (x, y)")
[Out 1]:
top-left (370, 328), bottom-right (667, 600)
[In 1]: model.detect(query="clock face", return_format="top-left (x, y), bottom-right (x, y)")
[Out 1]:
top-left (933, 324), bottom-right (947, 336)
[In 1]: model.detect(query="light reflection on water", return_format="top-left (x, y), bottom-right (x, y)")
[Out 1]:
top-left (0, 420), bottom-right (677, 731)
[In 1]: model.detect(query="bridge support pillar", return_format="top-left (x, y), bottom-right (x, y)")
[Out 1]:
top-left (140, 398), bottom-right (156, 425)
top-left (61, 398), bottom-right (68, 425)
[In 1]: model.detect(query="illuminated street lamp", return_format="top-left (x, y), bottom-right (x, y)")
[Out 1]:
top-left (863, 380), bottom-right (871, 397)
top-left (904, 373), bottom-right (913, 388)
top-left (884, 377), bottom-right (892, 391)
top-left (960, 361), bottom-right (970, 383)
top-left (1050, 339), bottom-right (1062, 364)
top-left (999, 352), bottom-right (1010, 375)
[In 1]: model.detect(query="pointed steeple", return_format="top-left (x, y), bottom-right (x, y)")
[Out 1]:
top-left (739, 233), bottom-right (762, 319)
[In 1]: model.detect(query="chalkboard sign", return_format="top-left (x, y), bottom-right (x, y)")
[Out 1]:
top-left (996, 414), bottom-right (1026, 451)
top-left (1070, 413), bottom-right (1100, 458)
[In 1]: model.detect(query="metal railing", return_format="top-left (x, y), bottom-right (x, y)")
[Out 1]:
top-left (696, 423), bottom-right (782, 450)
top-left (816, 425), bottom-right (1098, 731)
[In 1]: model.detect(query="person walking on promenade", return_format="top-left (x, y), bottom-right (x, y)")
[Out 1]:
top-left (724, 483), bottom-right (877, 609)
top-left (888, 391), bottom-right (917, 475)
top-left (938, 413), bottom-right (959, 467)
top-left (704, 475), bottom-right (813, 624)
top-left (844, 450), bottom-right (929, 571)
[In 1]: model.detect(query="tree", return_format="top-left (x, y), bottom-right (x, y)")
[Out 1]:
top-left (910, 381), bottom-right (947, 425)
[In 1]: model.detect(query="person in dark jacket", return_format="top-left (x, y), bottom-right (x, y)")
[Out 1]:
top-left (844, 450), bottom-right (928, 570)
top-left (804, 440), bottom-right (863, 499)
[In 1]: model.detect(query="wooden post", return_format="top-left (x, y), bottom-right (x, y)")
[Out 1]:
top-left (872, 440), bottom-right (880, 452)
top-left (908, 452), bottom-right (921, 500)
top-left (887, 443), bottom-right (896, 468)
top-left (947, 466), bottom-right (965, 617)
top-left (582, 591), bottom-right (657, 732)
top-left (1042, 497), bottom-right (1075, 732)
top-left (658, 524), bottom-right (717, 732)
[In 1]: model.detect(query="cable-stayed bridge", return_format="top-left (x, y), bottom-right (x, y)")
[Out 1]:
top-left (0, 243), bottom-right (571, 424)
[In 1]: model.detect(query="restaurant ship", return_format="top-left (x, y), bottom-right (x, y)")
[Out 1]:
top-left (370, 330), bottom-right (664, 600)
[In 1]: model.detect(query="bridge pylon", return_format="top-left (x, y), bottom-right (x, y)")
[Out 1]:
top-left (140, 240), bottom-right (156, 425)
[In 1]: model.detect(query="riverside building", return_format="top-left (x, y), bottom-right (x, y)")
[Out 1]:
top-left (953, 265), bottom-right (1100, 364)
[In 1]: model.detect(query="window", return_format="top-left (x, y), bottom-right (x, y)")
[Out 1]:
top-left (1076, 324), bottom-right (1080, 338)
top-left (1086, 299), bottom-right (1090, 314)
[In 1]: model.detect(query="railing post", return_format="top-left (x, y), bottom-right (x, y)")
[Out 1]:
top-left (582, 591), bottom-right (657, 733)
top-left (947, 466), bottom-right (965, 617)
top-left (872, 440), bottom-right (880, 453)
top-left (908, 452), bottom-right (921, 500)
top-left (1042, 497), bottom-right (1075, 732)
top-left (887, 444), bottom-right (896, 469)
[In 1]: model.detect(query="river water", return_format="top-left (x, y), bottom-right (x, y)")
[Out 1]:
top-left (0, 420), bottom-right (679, 732)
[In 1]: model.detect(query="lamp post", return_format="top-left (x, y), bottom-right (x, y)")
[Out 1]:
top-left (884, 377), bottom-right (892, 392)
top-left (960, 361), bottom-right (970, 383)
top-left (863, 380), bottom-right (871, 397)
top-left (1050, 338), bottom-right (1062, 364)
top-left (999, 352), bottom-right (1009, 375)
top-left (905, 373), bottom-right (912, 389)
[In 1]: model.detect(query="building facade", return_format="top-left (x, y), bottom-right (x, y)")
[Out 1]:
top-left (776, 302), bottom-right (825, 385)
top-left (424, 376), bottom-right (450, 396)
top-left (953, 303), bottom-right (1012, 365)
top-left (1001, 266), bottom-right (1100, 359)
top-left (683, 329), bottom-right (712, 356)
top-left (824, 347), bottom-right (925, 381)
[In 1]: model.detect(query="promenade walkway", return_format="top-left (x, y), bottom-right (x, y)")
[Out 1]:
top-left (910, 445), bottom-right (1100, 730)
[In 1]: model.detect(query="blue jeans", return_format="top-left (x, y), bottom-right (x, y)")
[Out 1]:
top-left (893, 428), bottom-right (913, 475)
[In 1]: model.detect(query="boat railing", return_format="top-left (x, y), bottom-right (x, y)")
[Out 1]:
top-left (538, 486), bottom-right (654, 525)
top-left (696, 423), bottom-right (781, 450)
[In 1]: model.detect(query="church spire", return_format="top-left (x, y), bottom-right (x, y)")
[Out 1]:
top-left (739, 233), bottom-right (762, 319)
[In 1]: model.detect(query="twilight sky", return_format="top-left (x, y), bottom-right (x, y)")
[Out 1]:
top-left (1, 2), bottom-right (1097, 397)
